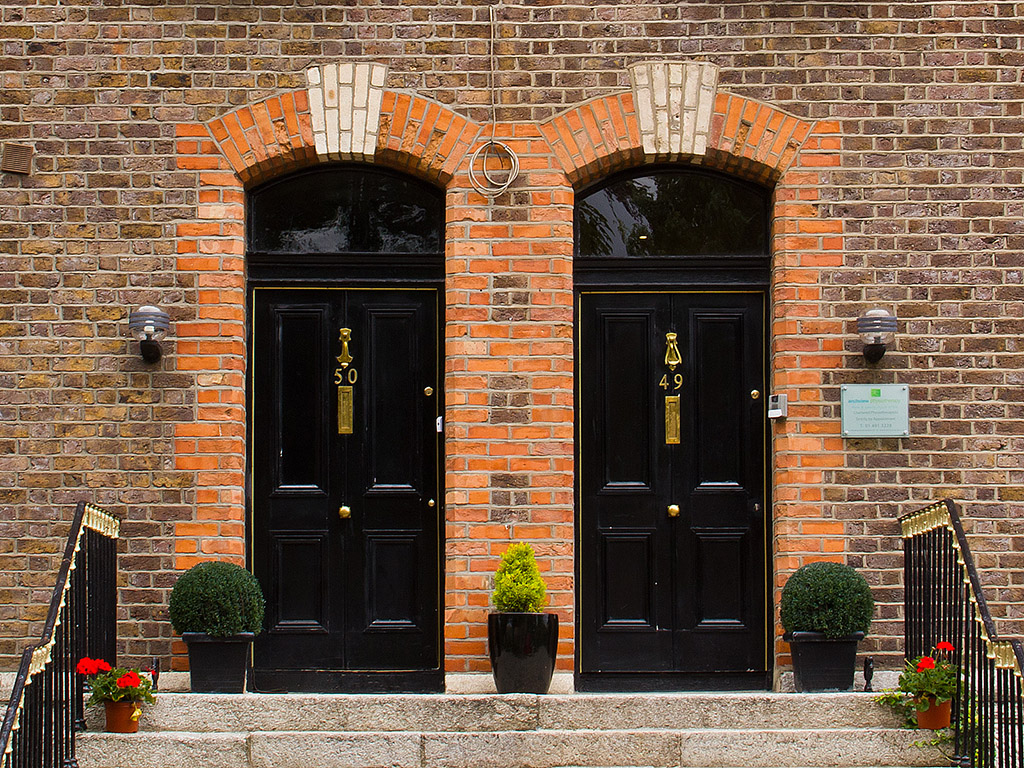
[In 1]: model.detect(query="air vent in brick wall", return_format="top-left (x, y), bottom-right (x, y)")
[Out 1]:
top-left (1, 143), bottom-right (32, 174)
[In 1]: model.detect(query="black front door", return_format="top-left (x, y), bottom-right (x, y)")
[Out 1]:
top-left (251, 287), bottom-right (441, 691)
top-left (578, 290), bottom-right (767, 689)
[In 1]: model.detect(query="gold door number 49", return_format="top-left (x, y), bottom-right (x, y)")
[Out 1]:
top-left (659, 373), bottom-right (683, 391)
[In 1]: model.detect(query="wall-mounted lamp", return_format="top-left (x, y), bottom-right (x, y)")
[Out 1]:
top-left (128, 306), bottom-right (171, 363)
top-left (856, 308), bottom-right (897, 364)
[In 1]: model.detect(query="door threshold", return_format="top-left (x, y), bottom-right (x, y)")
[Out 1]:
top-left (444, 672), bottom-right (576, 695)
top-left (251, 669), bottom-right (443, 694)
top-left (575, 671), bottom-right (771, 692)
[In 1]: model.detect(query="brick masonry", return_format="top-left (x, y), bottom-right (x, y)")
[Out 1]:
top-left (1, 1), bottom-right (1023, 677)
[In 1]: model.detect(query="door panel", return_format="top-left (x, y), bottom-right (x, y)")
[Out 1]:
top-left (363, 305), bottom-right (424, 490)
top-left (695, 533), bottom-right (745, 624)
top-left (366, 535), bottom-right (418, 626)
top-left (600, 313), bottom-right (655, 489)
top-left (276, 310), bottom-right (328, 490)
top-left (601, 534), bottom-right (654, 626)
top-left (252, 287), bottom-right (440, 690)
top-left (274, 535), bottom-right (328, 629)
top-left (691, 311), bottom-right (744, 485)
top-left (579, 291), bottom-right (766, 686)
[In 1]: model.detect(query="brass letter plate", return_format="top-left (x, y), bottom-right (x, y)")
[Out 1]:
top-left (338, 385), bottom-right (353, 434)
top-left (665, 395), bottom-right (680, 445)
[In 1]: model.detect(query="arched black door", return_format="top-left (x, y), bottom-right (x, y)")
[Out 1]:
top-left (247, 166), bottom-right (444, 692)
top-left (575, 168), bottom-right (771, 690)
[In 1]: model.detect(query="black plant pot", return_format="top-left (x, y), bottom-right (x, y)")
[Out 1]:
top-left (786, 631), bottom-right (865, 692)
top-left (182, 632), bottom-right (254, 693)
top-left (488, 613), bottom-right (559, 694)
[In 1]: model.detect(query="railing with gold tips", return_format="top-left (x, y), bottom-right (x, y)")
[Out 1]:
top-left (901, 499), bottom-right (1024, 768)
top-left (0, 502), bottom-right (119, 768)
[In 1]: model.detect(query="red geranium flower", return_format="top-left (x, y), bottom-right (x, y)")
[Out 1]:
top-left (936, 641), bottom-right (955, 653)
top-left (76, 657), bottom-right (111, 675)
top-left (916, 656), bottom-right (936, 672)
top-left (116, 671), bottom-right (141, 689)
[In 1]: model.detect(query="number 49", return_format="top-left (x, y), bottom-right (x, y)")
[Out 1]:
top-left (659, 373), bottom-right (683, 391)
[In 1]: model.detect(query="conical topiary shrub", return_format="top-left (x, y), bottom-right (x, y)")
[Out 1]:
top-left (488, 542), bottom-right (558, 694)
top-left (492, 542), bottom-right (547, 613)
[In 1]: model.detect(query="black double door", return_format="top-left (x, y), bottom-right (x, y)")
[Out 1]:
top-left (578, 290), bottom-right (768, 689)
top-left (250, 287), bottom-right (441, 691)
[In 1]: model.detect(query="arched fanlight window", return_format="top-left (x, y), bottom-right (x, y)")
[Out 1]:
top-left (575, 168), bottom-right (769, 259)
top-left (248, 165), bottom-right (444, 256)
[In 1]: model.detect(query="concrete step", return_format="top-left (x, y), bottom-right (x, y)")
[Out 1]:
top-left (77, 728), bottom-right (946, 768)
top-left (84, 692), bottom-right (904, 733)
top-left (76, 693), bottom-right (947, 768)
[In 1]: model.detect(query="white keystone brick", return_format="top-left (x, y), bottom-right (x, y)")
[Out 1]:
top-left (629, 60), bottom-right (719, 162)
top-left (306, 62), bottom-right (389, 163)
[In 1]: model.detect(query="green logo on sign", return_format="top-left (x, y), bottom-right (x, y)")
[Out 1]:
top-left (871, 388), bottom-right (881, 397)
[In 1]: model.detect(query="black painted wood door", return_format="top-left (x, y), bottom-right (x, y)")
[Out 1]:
top-left (250, 287), bottom-right (441, 691)
top-left (578, 291), bottom-right (767, 687)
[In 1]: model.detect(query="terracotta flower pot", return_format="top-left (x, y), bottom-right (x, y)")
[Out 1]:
top-left (916, 696), bottom-right (952, 730)
top-left (104, 700), bottom-right (142, 733)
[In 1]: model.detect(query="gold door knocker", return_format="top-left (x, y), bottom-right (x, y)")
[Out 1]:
top-left (335, 328), bottom-right (357, 434)
top-left (337, 328), bottom-right (353, 369)
top-left (664, 332), bottom-right (682, 371)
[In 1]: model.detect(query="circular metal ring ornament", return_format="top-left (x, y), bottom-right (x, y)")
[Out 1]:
top-left (468, 139), bottom-right (520, 198)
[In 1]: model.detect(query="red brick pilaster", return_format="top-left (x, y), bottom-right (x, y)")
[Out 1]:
top-left (442, 123), bottom-right (576, 672)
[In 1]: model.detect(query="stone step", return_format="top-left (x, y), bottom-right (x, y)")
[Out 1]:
top-left (77, 728), bottom-right (946, 768)
top-left (89, 692), bottom-right (903, 733)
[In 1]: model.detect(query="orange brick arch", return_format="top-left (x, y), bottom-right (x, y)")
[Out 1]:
top-left (206, 91), bottom-right (317, 186)
top-left (376, 92), bottom-right (482, 185)
top-left (542, 91), bottom-right (815, 189)
top-left (196, 89), bottom-right (483, 189)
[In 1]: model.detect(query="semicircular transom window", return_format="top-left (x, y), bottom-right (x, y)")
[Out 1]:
top-left (248, 166), bottom-right (443, 255)
top-left (575, 169), bottom-right (769, 259)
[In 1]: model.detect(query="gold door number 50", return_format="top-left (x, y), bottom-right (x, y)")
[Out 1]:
top-left (334, 368), bottom-right (358, 385)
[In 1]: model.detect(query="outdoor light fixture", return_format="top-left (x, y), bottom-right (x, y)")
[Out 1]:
top-left (856, 308), bottom-right (897, 363)
top-left (128, 306), bottom-right (171, 363)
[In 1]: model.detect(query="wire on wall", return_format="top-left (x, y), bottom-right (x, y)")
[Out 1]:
top-left (468, 3), bottom-right (520, 198)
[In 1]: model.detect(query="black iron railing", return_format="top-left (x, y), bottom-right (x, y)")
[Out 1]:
top-left (0, 502), bottom-right (119, 768)
top-left (902, 499), bottom-right (1024, 768)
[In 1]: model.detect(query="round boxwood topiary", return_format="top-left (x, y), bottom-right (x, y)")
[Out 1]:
top-left (169, 561), bottom-right (265, 638)
top-left (780, 561), bottom-right (874, 639)
top-left (492, 542), bottom-right (547, 613)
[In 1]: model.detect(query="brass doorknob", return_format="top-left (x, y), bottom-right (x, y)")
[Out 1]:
top-left (750, 390), bottom-right (761, 400)
top-left (667, 504), bottom-right (680, 518)
top-left (427, 499), bottom-right (435, 508)
top-left (338, 505), bottom-right (351, 519)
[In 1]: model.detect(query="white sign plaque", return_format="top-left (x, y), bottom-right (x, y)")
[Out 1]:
top-left (841, 384), bottom-right (910, 438)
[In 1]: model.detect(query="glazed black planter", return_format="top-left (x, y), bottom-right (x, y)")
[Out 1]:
top-left (786, 631), bottom-right (865, 692)
top-left (488, 613), bottom-right (559, 694)
top-left (182, 632), bottom-right (254, 693)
